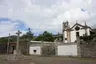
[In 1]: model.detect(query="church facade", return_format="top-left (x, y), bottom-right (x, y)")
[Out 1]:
top-left (62, 21), bottom-right (92, 43)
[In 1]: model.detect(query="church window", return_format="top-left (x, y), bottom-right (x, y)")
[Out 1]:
top-left (75, 26), bottom-right (80, 31)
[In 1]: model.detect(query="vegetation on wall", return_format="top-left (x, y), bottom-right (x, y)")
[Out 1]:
top-left (80, 34), bottom-right (96, 41)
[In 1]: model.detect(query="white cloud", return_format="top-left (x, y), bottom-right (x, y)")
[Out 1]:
top-left (0, 20), bottom-right (27, 37)
top-left (0, 21), bottom-right (16, 37)
top-left (0, 0), bottom-right (96, 37)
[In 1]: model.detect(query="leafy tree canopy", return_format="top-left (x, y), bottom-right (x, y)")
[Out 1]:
top-left (34, 31), bottom-right (55, 42)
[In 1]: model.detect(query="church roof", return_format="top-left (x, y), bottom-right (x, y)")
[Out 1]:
top-left (70, 23), bottom-right (92, 30)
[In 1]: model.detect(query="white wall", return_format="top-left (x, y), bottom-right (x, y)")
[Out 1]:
top-left (71, 29), bottom-right (90, 42)
top-left (79, 29), bottom-right (85, 36)
top-left (79, 28), bottom-right (90, 36)
top-left (57, 44), bottom-right (77, 56)
top-left (87, 28), bottom-right (90, 36)
top-left (71, 31), bottom-right (76, 42)
top-left (64, 31), bottom-right (67, 43)
top-left (29, 46), bottom-right (41, 55)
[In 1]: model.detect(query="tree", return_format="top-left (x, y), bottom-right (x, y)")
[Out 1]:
top-left (20, 28), bottom-right (34, 41)
top-left (34, 34), bottom-right (43, 41)
top-left (0, 37), bottom-right (8, 43)
top-left (34, 31), bottom-right (55, 42)
top-left (0, 35), bottom-right (17, 43)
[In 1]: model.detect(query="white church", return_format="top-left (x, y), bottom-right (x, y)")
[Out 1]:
top-left (62, 21), bottom-right (92, 43)
top-left (29, 21), bottom-right (93, 57)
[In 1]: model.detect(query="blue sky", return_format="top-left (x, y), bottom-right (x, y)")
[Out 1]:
top-left (0, 18), bottom-right (27, 31)
top-left (0, 18), bottom-right (10, 21)
top-left (0, 0), bottom-right (96, 37)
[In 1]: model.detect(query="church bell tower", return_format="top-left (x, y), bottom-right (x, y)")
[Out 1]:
top-left (62, 21), bottom-right (71, 43)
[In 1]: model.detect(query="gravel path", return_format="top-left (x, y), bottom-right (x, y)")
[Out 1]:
top-left (0, 55), bottom-right (96, 64)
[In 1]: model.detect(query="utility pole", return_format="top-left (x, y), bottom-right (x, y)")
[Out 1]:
top-left (16, 30), bottom-right (22, 55)
top-left (7, 33), bottom-right (10, 54)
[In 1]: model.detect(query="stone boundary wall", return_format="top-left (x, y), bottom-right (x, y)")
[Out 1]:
top-left (78, 41), bottom-right (96, 58)
top-left (0, 43), bottom-right (7, 54)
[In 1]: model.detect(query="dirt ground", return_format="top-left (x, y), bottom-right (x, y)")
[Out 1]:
top-left (0, 55), bottom-right (96, 64)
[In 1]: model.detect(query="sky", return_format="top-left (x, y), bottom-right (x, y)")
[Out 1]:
top-left (0, 0), bottom-right (96, 37)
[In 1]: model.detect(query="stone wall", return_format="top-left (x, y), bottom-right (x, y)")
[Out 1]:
top-left (78, 41), bottom-right (96, 58)
top-left (41, 43), bottom-right (56, 56)
top-left (29, 41), bottom-right (96, 57)
top-left (8, 40), bottom-right (28, 55)
top-left (0, 43), bottom-right (7, 54)
top-left (19, 40), bottom-right (28, 55)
